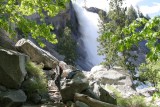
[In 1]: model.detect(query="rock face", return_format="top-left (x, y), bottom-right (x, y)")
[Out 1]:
top-left (15, 38), bottom-right (59, 69)
top-left (0, 90), bottom-right (27, 107)
top-left (85, 7), bottom-right (106, 17)
top-left (60, 71), bottom-right (89, 102)
top-left (0, 29), bottom-right (16, 50)
top-left (0, 49), bottom-right (28, 89)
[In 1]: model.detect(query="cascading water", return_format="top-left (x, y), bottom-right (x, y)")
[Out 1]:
top-left (72, 0), bottom-right (104, 70)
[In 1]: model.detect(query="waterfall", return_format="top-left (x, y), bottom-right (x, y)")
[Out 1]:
top-left (72, 1), bottom-right (104, 70)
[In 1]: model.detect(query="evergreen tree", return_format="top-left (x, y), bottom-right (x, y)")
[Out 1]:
top-left (137, 6), bottom-right (145, 18)
top-left (98, 0), bottom-right (127, 68)
top-left (126, 5), bottom-right (138, 25)
top-left (57, 27), bottom-right (77, 65)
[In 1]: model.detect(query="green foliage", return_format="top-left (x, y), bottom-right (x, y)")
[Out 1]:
top-left (152, 91), bottom-right (160, 102)
top-left (0, 0), bottom-right (70, 47)
top-left (139, 59), bottom-right (160, 87)
top-left (23, 61), bottom-right (47, 94)
top-left (118, 15), bottom-right (160, 96)
top-left (57, 27), bottom-right (78, 65)
top-left (126, 5), bottom-right (138, 25)
top-left (117, 95), bottom-right (156, 107)
top-left (118, 15), bottom-right (160, 91)
top-left (98, 0), bottom-right (138, 68)
top-left (106, 85), bottom-right (156, 107)
top-left (120, 17), bottom-right (160, 61)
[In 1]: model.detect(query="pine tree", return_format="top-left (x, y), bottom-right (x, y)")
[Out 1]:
top-left (126, 5), bottom-right (138, 25)
top-left (98, 0), bottom-right (127, 68)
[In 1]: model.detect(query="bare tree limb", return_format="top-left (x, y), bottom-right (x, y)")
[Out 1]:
top-left (74, 93), bottom-right (119, 107)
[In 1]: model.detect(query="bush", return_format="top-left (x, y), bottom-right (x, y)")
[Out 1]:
top-left (23, 61), bottom-right (47, 95)
top-left (106, 85), bottom-right (156, 107)
top-left (139, 59), bottom-right (160, 87)
top-left (152, 91), bottom-right (160, 102)
top-left (117, 95), bottom-right (155, 107)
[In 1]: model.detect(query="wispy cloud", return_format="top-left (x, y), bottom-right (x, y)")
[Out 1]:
top-left (125, 0), bottom-right (143, 7)
top-left (73, 0), bottom-right (108, 11)
top-left (73, 0), bottom-right (160, 17)
top-left (139, 2), bottom-right (160, 15)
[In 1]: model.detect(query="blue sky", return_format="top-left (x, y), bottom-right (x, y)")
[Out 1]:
top-left (135, 0), bottom-right (160, 17)
top-left (75, 0), bottom-right (160, 18)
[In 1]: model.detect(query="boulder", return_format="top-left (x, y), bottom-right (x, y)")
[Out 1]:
top-left (15, 39), bottom-right (59, 69)
top-left (29, 92), bottom-right (42, 104)
top-left (0, 85), bottom-right (7, 92)
top-left (0, 49), bottom-right (28, 89)
top-left (59, 61), bottom-right (78, 78)
top-left (75, 101), bottom-right (89, 107)
top-left (81, 88), bottom-right (99, 100)
top-left (83, 82), bottom-right (117, 105)
top-left (0, 90), bottom-right (27, 107)
top-left (90, 66), bottom-right (131, 85)
top-left (99, 87), bottom-right (117, 104)
top-left (88, 65), bottom-right (136, 97)
top-left (137, 87), bottom-right (157, 97)
top-left (62, 69), bottom-right (72, 78)
top-left (59, 61), bottom-right (70, 70)
top-left (60, 71), bottom-right (89, 102)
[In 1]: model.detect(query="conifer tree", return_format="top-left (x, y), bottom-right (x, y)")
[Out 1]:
top-left (98, 0), bottom-right (127, 68)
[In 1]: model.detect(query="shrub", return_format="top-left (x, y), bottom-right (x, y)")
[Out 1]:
top-left (105, 85), bottom-right (156, 107)
top-left (23, 61), bottom-right (47, 95)
top-left (152, 91), bottom-right (160, 102)
top-left (139, 59), bottom-right (160, 87)
top-left (117, 95), bottom-right (155, 107)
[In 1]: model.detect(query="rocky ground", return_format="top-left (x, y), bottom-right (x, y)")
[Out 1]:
top-left (0, 38), bottom-right (159, 107)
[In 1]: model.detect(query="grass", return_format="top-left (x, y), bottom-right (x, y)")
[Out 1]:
top-left (105, 85), bottom-right (157, 107)
top-left (23, 61), bottom-right (47, 94)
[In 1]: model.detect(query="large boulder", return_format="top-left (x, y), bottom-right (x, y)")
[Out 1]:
top-left (0, 49), bottom-right (28, 89)
top-left (60, 71), bottom-right (89, 102)
top-left (82, 83), bottom-right (117, 105)
top-left (99, 86), bottom-right (117, 104)
top-left (0, 90), bottom-right (27, 107)
top-left (75, 101), bottom-right (89, 107)
top-left (15, 39), bottom-right (59, 69)
top-left (87, 65), bottom-right (136, 97)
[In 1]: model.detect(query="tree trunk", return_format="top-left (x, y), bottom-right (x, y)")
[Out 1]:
top-left (74, 93), bottom-right (119, 107)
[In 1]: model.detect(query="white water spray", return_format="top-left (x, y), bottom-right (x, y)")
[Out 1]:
top-left (72, 1), bottom-right (104, 68)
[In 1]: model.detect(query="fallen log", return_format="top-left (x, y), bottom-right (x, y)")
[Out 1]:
top-left (74, 93), bottom-right (119, 107)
